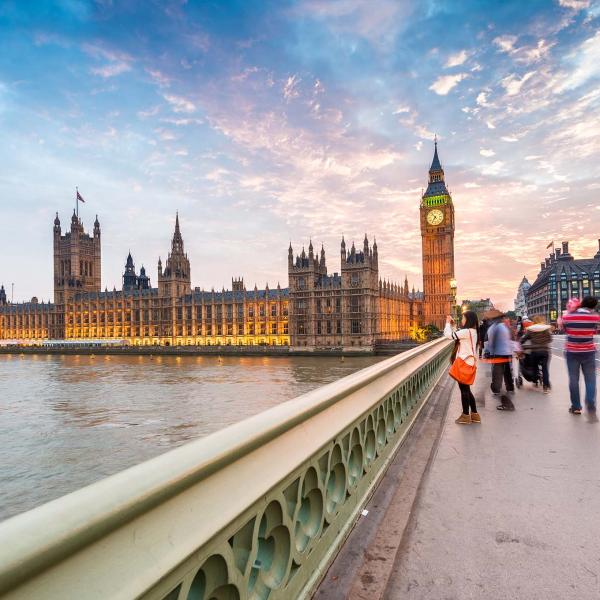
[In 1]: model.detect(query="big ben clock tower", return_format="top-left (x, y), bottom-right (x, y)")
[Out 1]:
top-left (420, 139), bottom-right (455, 329)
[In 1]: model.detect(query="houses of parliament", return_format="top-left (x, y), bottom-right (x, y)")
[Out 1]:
top-left (0, 143), bottom-right (456, 351)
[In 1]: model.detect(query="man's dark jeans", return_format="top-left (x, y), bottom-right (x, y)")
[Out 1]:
top-left (566, 352), bottom-right (597, 410)
top-left (491, 360), bottom-right (514, 395)
top-left (530, 350), bottom-right (550, 388)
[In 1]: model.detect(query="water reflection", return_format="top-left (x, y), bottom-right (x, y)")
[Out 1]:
top-left (0, 353), bottom-right (381, 521)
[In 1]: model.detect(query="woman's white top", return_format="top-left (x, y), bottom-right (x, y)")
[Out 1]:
top-left (443, 323), bottom-right (478, 365)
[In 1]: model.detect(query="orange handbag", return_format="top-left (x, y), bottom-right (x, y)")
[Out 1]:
top-left (448, 330), bottom-right (477, 385)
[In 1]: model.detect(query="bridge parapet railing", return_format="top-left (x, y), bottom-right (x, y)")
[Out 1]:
top-left (0, 337), bottom-right (452, 600)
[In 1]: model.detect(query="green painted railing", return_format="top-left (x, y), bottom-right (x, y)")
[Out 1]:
top-left (0, 338), bottom-right (452, 600)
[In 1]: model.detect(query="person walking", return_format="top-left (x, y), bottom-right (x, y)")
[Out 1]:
top-left (478, 318), bottom-right (489, 358)
top-left (561, 296), bottom-right (600, 421)
top-left (483, 309), bottom-right (516, 411)
top-left (444, 310), bottom-right (480, 424)
top-left (519, 315), bottom-right (552, 393)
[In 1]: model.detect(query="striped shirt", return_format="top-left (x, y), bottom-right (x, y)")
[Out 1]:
top-left (562, 308), bottom-right (600, 353)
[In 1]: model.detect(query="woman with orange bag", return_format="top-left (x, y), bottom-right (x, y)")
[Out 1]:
top-left (444, 310), bottom-right (480, 424)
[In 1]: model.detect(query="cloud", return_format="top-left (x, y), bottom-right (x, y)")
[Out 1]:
top-left (146, 69), bottom-right (171, 87)
top-left (90, 62), bottom-right (131, 78)
top-left (476, 91), bottom-right (489, 106)
top-left (501, 71), bottom-right (536, 95)
top-left (517, 39), bottom-right (554, 64)
top-left (479, 161), bottom-right (505, 175)
top-left (445, 50), bottom-right (469, 68)
top-left (393, 105), bottom-right (410, 114)
top-left (558, 0), bottom-right (590, 9)
top-left (137, 106), bottom-right (160, 119)
top-left (163, 93), bottom-right (196, 113)
top-left (290, 0), bottom-right (415, 50)
top-left (415, 125), bottom-right (435, 139)
top-left (283, 74), bottom-right (301, 101)
top-left (557, 30), bottom-right (600, 90)
top-left (429, 73), bottom-right (467, 95)
top-left (493, 35), bottom-right (518, 53)
top-left (84, 42), bottom-right (133, 78)
top-left (501, 136), bottom-right (519, 142)
top-left (480, 148), bottom-right (495, 157)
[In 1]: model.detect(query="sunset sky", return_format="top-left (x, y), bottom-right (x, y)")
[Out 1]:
top-left (1, 0), bottom-right (599, 309)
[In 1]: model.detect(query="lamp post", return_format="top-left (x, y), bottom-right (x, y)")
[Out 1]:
top-left (450, 278), bottom-right (458, 322)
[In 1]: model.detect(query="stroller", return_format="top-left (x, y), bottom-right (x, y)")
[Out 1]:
top-left (515, 352), bottom-right (542, 388)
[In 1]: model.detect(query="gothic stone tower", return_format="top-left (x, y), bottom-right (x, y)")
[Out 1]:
top-left (340, 235), bottom-right (379, 345)
top-left (158, 213), bottom-right (191, 297)
top-left (420, 140), bottom-right (455, 329)
top-left (53, 211), bottom-right (101, 304)
top-left (287, 240), bottom-right (328, 347)
top-left (122, 252), bottom-right (137, 291)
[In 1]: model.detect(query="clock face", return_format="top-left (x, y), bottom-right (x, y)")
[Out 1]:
top-left (426, 208), bottom-right (444, 226)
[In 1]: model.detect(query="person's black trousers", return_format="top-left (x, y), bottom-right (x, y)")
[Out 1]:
top-left (530, 350), bottom-right (550, 388)
top-left (491, 360), bottom-right (514, 395)
top-left (458, 382), bottom-right (477, 414)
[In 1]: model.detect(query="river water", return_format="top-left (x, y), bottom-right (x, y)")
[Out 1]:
top-left (0, 353), bottom-right (381, 522)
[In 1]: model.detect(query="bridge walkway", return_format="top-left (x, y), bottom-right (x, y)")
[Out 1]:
top-left (317, 342), bottom-right (600, 600)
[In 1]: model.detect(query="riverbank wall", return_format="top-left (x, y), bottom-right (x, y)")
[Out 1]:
top-left (0, 341), bottom-right (420, 357)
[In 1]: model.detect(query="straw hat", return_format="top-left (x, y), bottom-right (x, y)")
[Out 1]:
top-left (483, 308), bottom-right (504, 319)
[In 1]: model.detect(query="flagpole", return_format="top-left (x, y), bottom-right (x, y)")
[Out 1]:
top-left (76, 186), bottom-right (79, 218)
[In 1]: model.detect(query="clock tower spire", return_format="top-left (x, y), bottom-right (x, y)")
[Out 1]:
top-left (420, 139), bottom-right (455, 329)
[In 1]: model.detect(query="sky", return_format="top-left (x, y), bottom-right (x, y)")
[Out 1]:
top-left (1, 0), bottom-right (599, 310)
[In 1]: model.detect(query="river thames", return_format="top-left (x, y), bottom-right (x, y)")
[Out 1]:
top-left (0, 353), bottom-right (381, 522)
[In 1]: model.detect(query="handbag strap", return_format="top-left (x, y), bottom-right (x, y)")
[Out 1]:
top-left (464, 329), bottom-right (476, 362)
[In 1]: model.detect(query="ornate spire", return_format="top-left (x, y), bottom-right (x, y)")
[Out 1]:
top-left (430, 136), bottom-right (442, 173)
top-left (423, 138), bottom-right (449, 197)
top-left (171, 212), bottom-right (184, 254)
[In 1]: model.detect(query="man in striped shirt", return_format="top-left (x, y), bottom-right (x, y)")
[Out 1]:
top-left (562, 296), bottom-right (600, 420)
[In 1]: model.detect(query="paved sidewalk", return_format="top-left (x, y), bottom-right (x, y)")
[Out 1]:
top-left (384, 355), bottom-right (600, 600)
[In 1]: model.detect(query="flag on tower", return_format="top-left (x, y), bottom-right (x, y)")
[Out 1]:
top-left (76, 190), bottom-right (85, 203)
top-left (546, 240), bottom-right (554, 249)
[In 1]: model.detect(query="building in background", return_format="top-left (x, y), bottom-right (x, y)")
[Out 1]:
top-left (526, 241), bottom-right (600, 323)
top-left (514, 276), bottom-right (530, 316)
top-left (287, 237), bottom-right (422, 349)
top-left (1, 216), bottom-right (290, 346)
top-left (53, 210), bottom-right (101, 305)
top-left (1, 143), bottom-right (454, 350)
top-left (461, 298), bottom-right (495, 319)
top-left (420, 139), bottom-right (455, 330)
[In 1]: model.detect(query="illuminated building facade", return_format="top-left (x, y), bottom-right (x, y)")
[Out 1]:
top-left (420, 139), bottom-right (455, 330)
top-left (0, 215), bottom-right (290, 346)
top-left (526, 241), bottom-right (600, 323)
top-left (287, 237), bottom-right (423, 349)
top-left (1, 143), bottom-right (456, 349)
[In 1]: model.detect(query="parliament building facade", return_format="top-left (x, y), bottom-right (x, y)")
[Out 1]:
top-left (0, 144), bottom-right (455, 351)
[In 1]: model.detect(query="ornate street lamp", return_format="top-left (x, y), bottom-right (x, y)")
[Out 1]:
top-left (449, 278), bottom-right (458, 321)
